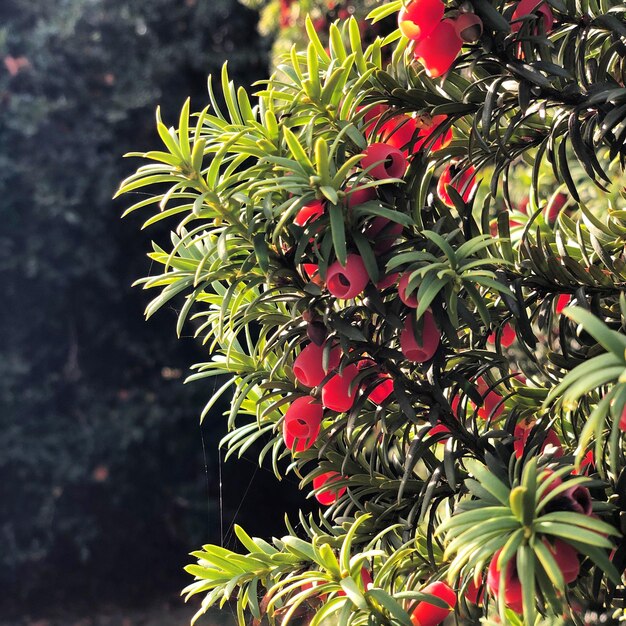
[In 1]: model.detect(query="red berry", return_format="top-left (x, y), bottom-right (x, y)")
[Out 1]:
top-left (428, 423), bottom-right (451, 444)
top-left (313, 471), bottom-right (346, 505)
top-left (360, 104), bottom-right (389, 138)
top-left (544, 539), bottom-right (580, 584)
top-left (380, 115), bottom-right (419, 154)
top-left (326, 254), bottom-right (370, 299)
top-left (574, 450), bottom-right (595, 475)
top-left (487, 549), bottom-right (523, 614)
top-left (337, 568), bottom-right (373, 596)
top-left (294, 200), bottom-right (325, 226)
top-left (364, 217), bottom-right (403, 253)
top-left (413, 20), bottom-right (463, 78)
top-left (414, 115), bottom-right (453, 152)
top-left (283, 396), bottom-right (323, 452)
top-left (475, 378), bottom-right (504, 421)
top-left (513, 418), bottom-right (562, 458)
top-left (377, 272), bottom-right (400, 290)
top-left (487, 322), bottom-right (516, 348)
top-left (555, 293), bottom-right (571, 315)
top-left (361, 142), bottom-right (408, 180)
top-left (321, 363), bottom-right (360, 412)
top-left (410, 581), bottom-right (457, 626)
top-left (437, 163), bottom-right (478, 207)
top-left (453, 13), bottom-right (483, 42)
top-left (369, 376), bottom-right (394, 404)
top-left (345, 185), bottom-right (377, 209)
top-left (292, 342), bottom-right (340, 388)
top-left (511, 0), bottom-right (554, 34)
top-left (563, 484), bottom-right (592, 516)
top-left (302, 263), bottom-right (324, 287)
top-left (356, 359), bottom-right (395, 405)
top-left (398, 273), bottom-right (419, 308)
top-left (538, 468), bottom-right (563, 501)
top-left (398, 0), bottom-right (445, 42)
top-left (400, 312), bottom-right (440, 363)
top-left (464, 575), bottom-right (484, 605)
top-left (544, 191), bottom-right (568, 226)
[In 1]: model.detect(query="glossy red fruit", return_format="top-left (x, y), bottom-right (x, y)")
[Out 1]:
top-left (361, 143), bottom-right (408, 180)
top-left (398, 273), bottom-right (419, 308)
top-left (377, 272), bottom-right (400, 290)
top-left (437, 163), bottom-right (478, 207)
top-left (487, 549), bottom-right (523, 614)
top-left (564, 484), bottom-right (592, 516)
top-left (511, 0), bottom-right (554, 34)
top-left (413, 20), bottom-right (463, 78)
top-left (574, 450), bottom-right (595, 475)
top-left (513, 418), bottom-right (562, 459)
top-left (410, 581), bottom-right (457, 626)
top-left (464, 575), bottom-right (484, 605)
top-left (398, 0), bottom-right (445, 42)
top-left (544, 191), bottom-right (568, 226)
top-left (357, 359), bottom-right (395, 405)
top-left (313, 471), bottom-right (346, 505)
top-left (380, 115), bottom-right (419, 154)
top-left (365, 217), bottom-right (403, 253)
top-left (294, 200), bottom-right (325, 226)
top-left (453, 13), bottom-right (483, 42)
top-left (369, 376), bottom-right (394, 404)
top-left (326, 254), bottom-right (370, 299)
top-left (337, 568), bottom-right (373, 596)
top-left (302, 263), bottom-right (324, 287)
top-left (322, 363), bottom-right (360, 412)
top-left (278, 0), bottom-right (294, 27)
top-left (487, 322), bottom-right (516, 348)
top-left (428, 423), bottom-right (451, 444)
top-left (283, 396), bottom-right (323, 452)
top-left (451, 395), bottom-right (464, 419)
top-left (293, 342), bottom-right (340, 388)
top-left (361, 104), bottom-right (389, 138)
top-left (401, 312), bottom-right (440, 363)
top-left (620, 405), bottom-right (626, 432)
top-left (555, 293), bottom-right (571, 314)
top-left (475, 378), bottom-right (504, 420)
top-left (414, 115), bottom-right (453, 152)
top-left (545, 539), bottom-right (580, 583)
top-left (345, 185), bottom-right (378, 209)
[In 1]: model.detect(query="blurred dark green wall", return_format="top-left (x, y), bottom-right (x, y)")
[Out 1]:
top-left (0, 0), bottom-right (278, 613)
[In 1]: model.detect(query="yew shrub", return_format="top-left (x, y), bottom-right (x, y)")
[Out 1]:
top-left (118, 0), bottom-right (626, 623)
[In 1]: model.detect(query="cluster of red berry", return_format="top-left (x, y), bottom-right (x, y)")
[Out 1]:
top-left (487, 470), bottom-right (592, 613)
top-left (398, 0), bottom-right (483, 77)
top-left (407, 470), bottom-right (596, 621)
top-left (285, 108), bottom-right (465, 504)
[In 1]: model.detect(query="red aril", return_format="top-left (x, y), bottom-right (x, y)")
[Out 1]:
top-left (292, 341), bottom-right (340, 388)
top-left (321, 363), bottom-right (360, 412)
top-left (398, 0), bottom-right (445, 42)
top-left (361, 143), bottom-right (408, 180)
top-left (400, 312), bottom-right (440, 362)
top-left (413, 20), bottom-right (463, 78)
top-left (326, 254), bottom-right (370, 299)
top-left (313, 471), bottom-right (346, 505)
top-left (410, 580), bottom-right (457, 626)
top-left (283, 396), bottom-right (323, 452)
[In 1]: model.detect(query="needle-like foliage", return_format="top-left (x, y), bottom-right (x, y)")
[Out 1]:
top-left (118, 2), bottom-right (626, 623)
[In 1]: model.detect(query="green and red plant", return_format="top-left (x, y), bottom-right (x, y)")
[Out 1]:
top-left (118, 0), bottom-right (626, 623)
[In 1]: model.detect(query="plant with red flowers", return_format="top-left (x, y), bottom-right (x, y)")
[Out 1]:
top-left (119, 0), bottom-right (626, 623)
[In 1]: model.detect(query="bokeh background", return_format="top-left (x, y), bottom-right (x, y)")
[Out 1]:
top-left (0, 0), bottom-right (303, 623)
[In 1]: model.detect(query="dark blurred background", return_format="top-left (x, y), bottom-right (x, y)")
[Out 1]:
top-left (0, 1), bottom-right (305, 622)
